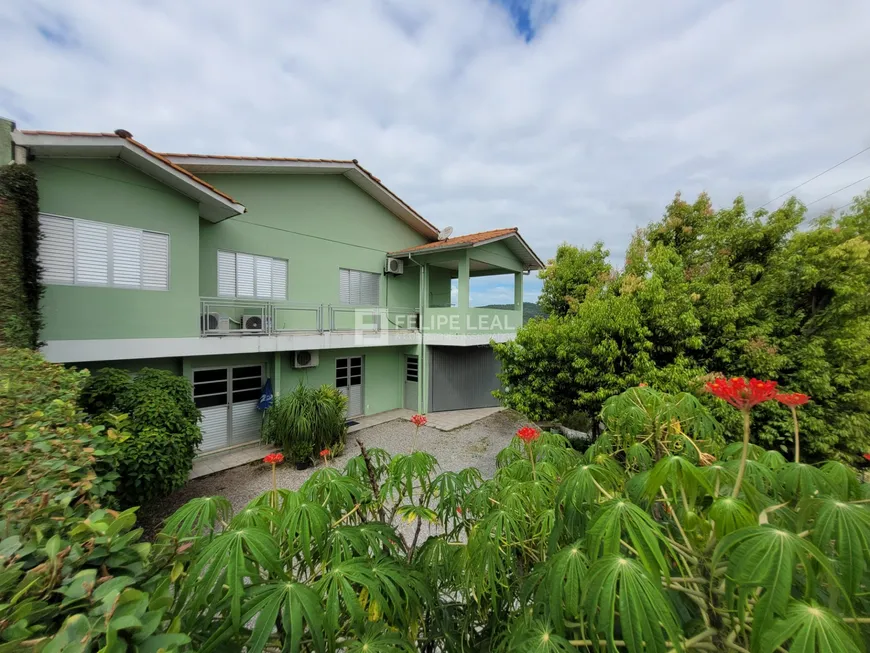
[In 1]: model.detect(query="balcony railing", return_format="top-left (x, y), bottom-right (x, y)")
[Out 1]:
top-left (200, 298), bottom-right (419, 337)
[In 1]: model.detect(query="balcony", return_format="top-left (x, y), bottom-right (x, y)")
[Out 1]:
top-left (424, 306), bottom-right (521, 336)
top-left (199, 298), bottom-right (420, 337)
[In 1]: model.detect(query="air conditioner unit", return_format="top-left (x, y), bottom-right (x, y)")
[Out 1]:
top-left (293, 350), bottom-right (319, 368)
top-left (242, 314), bottom-right (269, 332)
top-left (385, 257), bottom-right (404, 275)
top-left (201, 312), bottom-right (230, 332)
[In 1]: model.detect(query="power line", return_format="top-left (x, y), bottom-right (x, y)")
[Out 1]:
top-left (805, 174), bottom-right (870, 207)
top-left (756, 143), bottom-right (870, 210)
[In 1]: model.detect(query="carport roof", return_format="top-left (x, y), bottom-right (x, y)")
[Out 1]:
top-left (389, 227), bottom-right (544, 271)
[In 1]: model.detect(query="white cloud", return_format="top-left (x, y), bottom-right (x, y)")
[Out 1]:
top-left (3, 0), bottom-right (870, 306)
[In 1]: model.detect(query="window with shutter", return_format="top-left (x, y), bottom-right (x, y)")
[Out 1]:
top-left (339, 268), bottom-right (380, 305)
top-left (37, 213), bottom-right (169, 291)
top-left (39, 215), bottom-right (75, 284)
top-left (217, 251), bottom-right (287, 299)
top-left (217, 251), bottom-right (236, 297)
top-left (74, 220), bottom-right (109, 285)
top-left (141, 232), bottom-right (169, 290)
top-left (236, 253), bottom-right (255, 297)
top-left (255, 256), bottom-right (272, 299)
top-left (112, 226), bottom-right (142, 287)
top-left (271, 259), bottom-right (287, 299)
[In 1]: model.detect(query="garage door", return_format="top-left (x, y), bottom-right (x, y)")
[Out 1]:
top-left (429, 346), bottom-right (502, 412)
top-left (193, 364), bottom-right (264, 453)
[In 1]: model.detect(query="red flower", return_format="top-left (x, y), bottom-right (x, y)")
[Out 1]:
top-left (320, 448), bottom-right (331, 458)
top-left (411, 414), bottom-right (427, 427)
top-left (863, 453), bottom-right (870, 462)
top-left (517, 426), bottom-right (541, 443)
top-left (638, 383), bottom-right (648, 387)
top-left (705, 377), bottom-right (778, 410)
top-left (456, 506), bottom-right (463, 514)
top-left (775, 393), bottom-right (810, 407)
top-left (263, 453), bottom-right (284, 465)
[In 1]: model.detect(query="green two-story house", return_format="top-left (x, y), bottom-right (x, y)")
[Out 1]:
top-left (6, 125), bottom-right (543, 454)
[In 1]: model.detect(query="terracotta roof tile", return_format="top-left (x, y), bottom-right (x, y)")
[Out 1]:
top-left (391, 227), bottom-right (519, 254)
top-left (19, 130), bottom-right (243, 207)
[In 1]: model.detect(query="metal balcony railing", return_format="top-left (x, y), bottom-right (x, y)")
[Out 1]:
top-left (199, 298), bottom-right (419, 336)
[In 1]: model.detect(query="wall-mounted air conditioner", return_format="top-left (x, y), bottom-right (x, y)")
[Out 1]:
top-left (293, 350), bottom-right (319, 368)
top-left (201, 312), bottom-right (230, 332)
top-left (242, 314), bottom-right (268, 331)
top-left (385, 257), bottom-right (404, 275)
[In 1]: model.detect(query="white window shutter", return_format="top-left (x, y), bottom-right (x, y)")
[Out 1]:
top-left (236, 253), bottom-right (255, 297)
top-left (141, 231), bottom-right (169, 290)
top-left (39, 215), bottom-right (74, 284)
top-left (112, 226), bottom-right (142, 287)
top-left (361, 271), bottom-right (380, 305)
top-left (74, 220), bottom-right (109, 285)
top-left (339, 268), bottom-right (352, 304)
top-left (217, 251), bottom-right (236, 297)
top-left (271, 259), bottom-right (287, 299)
top-left (255, 256), bottom-right (272, 299)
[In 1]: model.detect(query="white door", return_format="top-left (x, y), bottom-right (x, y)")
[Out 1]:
top-left (194, 364), bottom-right (264, 453)
top-left (336, 356), bottom-right (364, 417)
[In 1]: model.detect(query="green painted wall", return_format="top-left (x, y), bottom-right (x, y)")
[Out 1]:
top-left (428, 266), bottom-right (454, 307)
top-left (279, 346), bottom-right (406, 416)
top-left (198, 174), bottom-right (429, 306)
top-left (470, 241), bottom-right (524, 272)
top-left (0, 118), bottom-right (13, 164)
top-left (33, 158), bottom-right (201, 340)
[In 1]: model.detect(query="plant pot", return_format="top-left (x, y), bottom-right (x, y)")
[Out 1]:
top-left (295, 460), bottom-right (311, 471)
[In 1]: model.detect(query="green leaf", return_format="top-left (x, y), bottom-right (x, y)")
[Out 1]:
top-left (760, 601), bottom-right (863, 653)
top-left (708, 497), bottom-right (757, 538)
top-left (582, 555), bottom-right (683, 653)
top-left (802, 497), bottom-right (870, 597)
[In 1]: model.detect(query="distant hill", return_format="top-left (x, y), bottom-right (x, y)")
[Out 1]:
top-left (480, 302), bottom-right (548, 324)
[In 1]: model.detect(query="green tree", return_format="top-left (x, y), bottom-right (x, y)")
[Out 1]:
top-left (538, 241), bottom-right (610, 317)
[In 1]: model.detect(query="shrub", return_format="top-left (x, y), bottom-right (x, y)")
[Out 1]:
top-left (80, 367), bottom-right (202, 505)
top-left (0, 349), bottom-right (193, 653)
top-left (261, 382), bottom-right (348, 462)
top-left (162, 381), bottom-right (869, 652)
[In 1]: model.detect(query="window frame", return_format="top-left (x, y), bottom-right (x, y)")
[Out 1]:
top-left (38, 212), bottom-right (170, 291)
top-left (338, 267), bottom-right (381, 306)
top-left (217, 250), bottom-right (288, 301)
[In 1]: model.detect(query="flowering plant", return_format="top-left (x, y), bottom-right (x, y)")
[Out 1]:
top-left (776, 392), bottom-right (810, 407)
top-left (411, 414), bottom-right (427, 427)
top-left (263, 452), bottom-right (284, 465)
top-left (516, 426), bottom-right (540, 443)
top-left (705, 377), bottom-right (778, 410)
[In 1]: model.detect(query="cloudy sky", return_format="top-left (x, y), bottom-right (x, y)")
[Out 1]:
top-left (3, 0), bottom-right (870, 305)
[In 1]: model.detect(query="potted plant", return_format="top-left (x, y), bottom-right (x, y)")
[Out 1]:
top-left (261, 382), bottom-right (347, 468)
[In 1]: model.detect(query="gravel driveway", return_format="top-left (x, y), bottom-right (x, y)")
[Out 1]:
top-left (138, 409), bottom-right (529, 535)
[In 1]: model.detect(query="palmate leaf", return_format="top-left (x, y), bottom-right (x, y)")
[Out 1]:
top-left (427, 468), bottom-right (482, 526)
top-left (586, 499), bottom-right (674, 580)
top-left (760, 601), bottom-right (863, 653)
top-left (345, 447), bottom-right (392, 486)
top-left (723, 459), bottom-right (776, 495)
top-left (758, 449), bottom-right (788, 471)
top-left (464, 531), bottom-right (512, 610)
top-left (643, 455), bottom-right (711, 504)
top-left (582, 555), bottom-right (683, 653)
top-left (625, 442), bottom-right (653, 471)
top-left (713, 525), bottom-right (842, 650)
top-left (314, 558), bottom-right (375, 634)
top-left (802, 497), bottom-right (870, 597)
top-left (415, 535), bottom-right (462, 589)
top-left (301, 467), bottom-right (371, 518)
top-left (200, 581), bottom-right (324, 653)
top-left (708, 497), bottom-right (757, 538)
top-left (498, 619), bottom-right (576, 653)
top-left (525, 542), bottom-right (589, 629)
top-left (246, 487), bottom-right (303, 512)
top-left (282, 500), bottom-right (330, 574)
top-left (161, 496), bottom-right (232, 540)
top-left (325, 523), bottom-right (405, 564)
top-left (382, 451), bottom-right (438, 499)
top-left (722, 441), bottom-right (765, 461)
top-left (777, 463), bottom-right (835, 501)
top-left (820, 460), bottom-right (860, 500)
top-left (365, 556), bottom-right (432, 627)
top-left (558, 464), bottom-right (620, 535)
top-left (343, 623), bottom-right (416, 652)
top-left (180, 526), bottom-right (284, 630)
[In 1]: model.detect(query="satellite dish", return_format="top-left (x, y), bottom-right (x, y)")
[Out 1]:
top-left (438, 226), bottom-right (454, 241)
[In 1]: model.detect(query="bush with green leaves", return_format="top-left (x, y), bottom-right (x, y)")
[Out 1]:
top-left (159, 382), bottom-right (869, 653)
top-left (261, 382), bottom-right (348, 462)
top-left (80, 367), bottom-right (202, 506)
top-left (0, 348), bottom-right (192, 653)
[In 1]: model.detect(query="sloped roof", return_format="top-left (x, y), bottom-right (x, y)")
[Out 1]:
top-left (162, 153), bottom-right (440, 239)
top-left (389, 227), bottom-right (544, 270)
top-left (14, 130), bottom-right (245, 221)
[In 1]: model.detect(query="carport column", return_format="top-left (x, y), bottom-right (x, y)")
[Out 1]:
top-left (273, 351), bottom-right (282, 397)
top-left (458, 251), bottom-right (470, 314)
top-left (514, 272), bottom-right (523, 310)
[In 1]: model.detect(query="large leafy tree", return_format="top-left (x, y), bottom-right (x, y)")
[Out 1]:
top-left (495, 191), bottom-right (870, 462)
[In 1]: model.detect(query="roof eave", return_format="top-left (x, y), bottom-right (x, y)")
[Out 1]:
top-left (12, 132), bottom-right (245, 222)
top-left (389, 232), bottom-right (544, 271)
top-left (164, 155), bottom-right (441, 240)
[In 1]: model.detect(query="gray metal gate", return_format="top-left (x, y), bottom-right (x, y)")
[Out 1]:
top-left (429, 346), bottom-right (502, 412)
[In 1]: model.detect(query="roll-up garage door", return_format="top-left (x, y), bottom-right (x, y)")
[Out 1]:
top-left (429, 346), bottom-right (502, 412)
